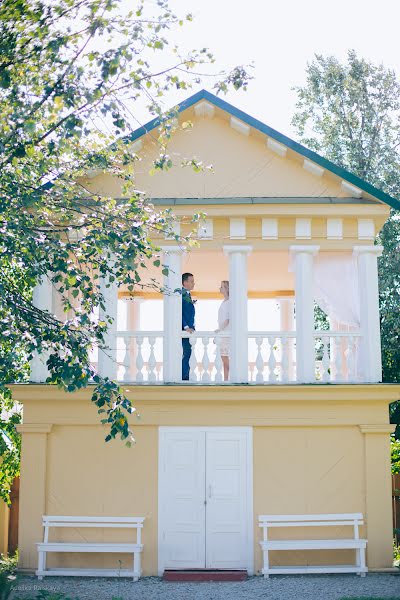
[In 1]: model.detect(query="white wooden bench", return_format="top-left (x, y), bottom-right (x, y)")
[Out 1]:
top-left (36, 516), bottom-right (145, 581)
top-left (259, 513), bottom-right (367, 578)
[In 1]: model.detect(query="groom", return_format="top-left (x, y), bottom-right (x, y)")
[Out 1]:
top-left (182, 272), bottom-right (195, 380)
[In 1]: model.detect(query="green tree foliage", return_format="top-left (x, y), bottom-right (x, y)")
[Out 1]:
top-left (392, 436), bottom-right (400, 474)
top-left (292, 50), bottom-right (400, 437)
top-left (0, 0), bottom-right (251, 502)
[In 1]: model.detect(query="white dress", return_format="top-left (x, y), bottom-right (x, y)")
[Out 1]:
top-left (217, 299), bottom-right (230, 357)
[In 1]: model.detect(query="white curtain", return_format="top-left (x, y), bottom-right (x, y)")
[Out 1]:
top-left (313, 253), bottom-right (360, 328)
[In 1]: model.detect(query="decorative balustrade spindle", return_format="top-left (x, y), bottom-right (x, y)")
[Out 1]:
top-left (281, 335), bottom-right (289, 383)
top-left (135, 336), bottom-right (144, 383)
top-left (321, 335), bottom-right (330, 383)
top-left (201, 337), bottom-right (211, 382)
top-left (189, 336), bottom-right (198, 382)
top-left (148, 336), bottom-right (157, 383)
top-left (122, 337), bottom-right (132, 382)
top-left (214, 336), bottom-right (223, 383)
top-left (268, 336), bottom-right (277, 382)
top-left (255, 337), bottom-right (264, 383)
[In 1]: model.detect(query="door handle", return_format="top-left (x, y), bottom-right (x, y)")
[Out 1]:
top-left (208, 484), bottom-right (212, 499)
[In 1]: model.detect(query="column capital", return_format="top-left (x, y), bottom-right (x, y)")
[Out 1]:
top-left (223, 245), bottom-right (253, 255)
top-left (359, 424), bottom-right (395, 435)
top-left (16, 424), bottom-right (53, 434)
top-left (289, 245), bottom-right (320, 255)
top-left (160, 245), bottom-right (183, 254)
top-left (353, 245), bottom-right (383, 257)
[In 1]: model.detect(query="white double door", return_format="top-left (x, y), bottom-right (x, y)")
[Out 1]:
top-left (158, 427), bottom-right (253, 573)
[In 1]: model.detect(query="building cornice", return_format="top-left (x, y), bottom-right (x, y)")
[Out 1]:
top-left (9, 383), bottom-right (400, 405)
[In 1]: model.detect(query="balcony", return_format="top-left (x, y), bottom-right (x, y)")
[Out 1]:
top-left (30, 234), bottom-right (383, 386)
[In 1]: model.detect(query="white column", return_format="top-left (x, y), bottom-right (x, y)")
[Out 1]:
top-left (278, 296), bottom-right (295, 381)
top-left (126, 297), bottom-right (143, 332)
top-left (98, 266), bottom-right (118, 380)
top-left (278, 297), bottom-right (294, 331)
top-left (289, 245), bottom-right (320, 383)
top-left (161, 246), bottom-right (182, 383)
top-left (353, 245), bottom-right (383, 382)
top-left (30, 275), bottom-right (53, 383)
top-left (224, 245), bottom-right (252, 383)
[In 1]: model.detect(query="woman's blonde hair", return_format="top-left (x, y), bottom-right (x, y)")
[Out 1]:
top-left (221, 280), bottom-right (229, 296)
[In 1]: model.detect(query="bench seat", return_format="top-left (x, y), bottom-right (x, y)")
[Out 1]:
top-left (37, 542), bottom-right (143, 553)
top-left (261, 539), bottom-right (367, 551)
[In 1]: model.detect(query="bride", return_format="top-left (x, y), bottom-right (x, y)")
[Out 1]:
top-left (215, 280), bottom-right (230, 381)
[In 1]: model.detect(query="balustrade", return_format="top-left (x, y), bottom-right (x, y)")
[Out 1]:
top-left (314, 332), bottom-right (361, 383)
top-left (248, 332), bottom-right (296, 383)
top-left (94, 329), bottom-right (363, 384)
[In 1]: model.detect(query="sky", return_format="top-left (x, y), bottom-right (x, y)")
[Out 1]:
top-left (150, 0), bottom-right (400, 137)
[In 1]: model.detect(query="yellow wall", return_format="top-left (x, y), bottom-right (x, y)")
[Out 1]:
top-left (0, 499), bottom-right (9, 555)
top-left (13, 384), bottom-right (398, 575)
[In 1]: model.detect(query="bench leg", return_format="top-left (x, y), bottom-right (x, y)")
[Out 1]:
top-left (358, 547), bottom-right (367, 577)
top-left (263, 549), bottom-right (270, 579)
top-left (37, 550), bottom-right (46, 580)
top-left (133, 551), bottom-right (141, 582)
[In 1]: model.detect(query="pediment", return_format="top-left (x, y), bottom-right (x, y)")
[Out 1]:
top-left (83, 90), bottom-right (399, 211)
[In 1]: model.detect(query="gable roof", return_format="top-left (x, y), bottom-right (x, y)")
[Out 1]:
top-left (127, 89), bottom-right (400, 211)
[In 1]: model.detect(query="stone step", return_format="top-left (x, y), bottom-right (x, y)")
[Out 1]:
top-left (163, 569), bottom-right (247, 582)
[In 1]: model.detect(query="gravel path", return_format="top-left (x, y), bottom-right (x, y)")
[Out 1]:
top-left (9, 573), bottom-right (400, 600)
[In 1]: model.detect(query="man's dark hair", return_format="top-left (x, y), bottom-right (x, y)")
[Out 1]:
top-left (182, 272), bottom-right (193, 285)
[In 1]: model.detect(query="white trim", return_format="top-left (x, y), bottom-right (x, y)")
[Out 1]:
top-left (295, 218), bottom-right (312, 239)
top-left (158, 426), bottom-right (254, 576)
top-left (353, 245), bottom-right (383, 257)
top-left (341, 181), bottom-right (362, 198)
top-left (230, 117), bottom-right (250, 136)
top-left (198, 219), bottom-right (213, 239)
top-left (223, 245), bottom-right (253, 255)
top-left (357, 218), bottom-right (375, 240)
top-left (326, 218), bottom-right (343, 240)
top-left (303, 159), bottom-right (324, 177)
top-left (230, 218), bottom-right (246, 239)
top-left (194, 101), bottom-right (215, 118)
top-left (164, 221), bottom-right (181, 240)
top-left (267, 138), bottom-right (287, 157)
top-left (262, 218), bottom-right (278, 240)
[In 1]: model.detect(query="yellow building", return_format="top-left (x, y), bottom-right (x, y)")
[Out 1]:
top-left (12, 90), bottom-right (400, 577)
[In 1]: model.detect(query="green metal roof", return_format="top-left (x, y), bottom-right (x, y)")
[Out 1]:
top-left (127, 89), bottom-right (400, 211)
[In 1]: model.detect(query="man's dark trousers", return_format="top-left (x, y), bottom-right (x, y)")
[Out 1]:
top-left (182, 338), bottom-right (191, 381)
top-left (182, 288), bottom-right (195, 380)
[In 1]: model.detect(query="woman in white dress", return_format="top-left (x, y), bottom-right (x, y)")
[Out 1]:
top-left (215, 280), bottom-right (230, 381)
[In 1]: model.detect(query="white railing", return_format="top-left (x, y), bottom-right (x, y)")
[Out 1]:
top-left (183, 331), bottom-right (230, 383)
top-left (109, 329), bottom-right (362, 384)
top-left (117, 331), bottom-right (164, 383)
top-left (247, 332), bottom-right (297, 383)
top-left (314, 331), bottom-right (362, 383)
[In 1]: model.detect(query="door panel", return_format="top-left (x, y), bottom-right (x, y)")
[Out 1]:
top-left (159, 428), bottom-right (252, 573)
top-left (159, 430), bottom-right (206, 569)
top-left (205, 431), bottom-right (249, 569)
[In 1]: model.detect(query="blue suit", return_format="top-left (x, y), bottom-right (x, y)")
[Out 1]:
top-left (182, 288), bottom-right (195, 380)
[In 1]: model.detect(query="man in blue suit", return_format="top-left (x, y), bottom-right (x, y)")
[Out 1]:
top-left (182, 272), bottom-right (195, 380)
